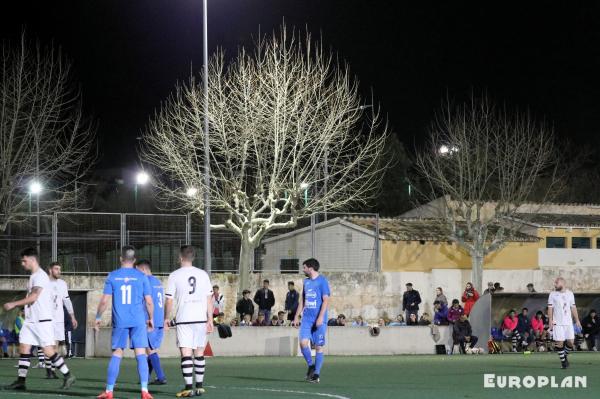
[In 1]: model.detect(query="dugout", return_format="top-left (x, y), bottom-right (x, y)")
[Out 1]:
top-left (469, 292), bottom-right (600, 353)
top-left (0, 289), bottom-right (88, 357)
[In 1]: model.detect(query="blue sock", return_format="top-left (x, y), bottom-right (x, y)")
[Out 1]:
top-left (148, 353), bottom-right (165, 381)
top-left (106, 355), bottom-right (122, 391)
top-left (2, 340), bottom-right (7, 353)
top-left (315, 352), bottom-right (324, 375)
top-left (301, 346), bottom-right (313, 366)
top-left (136, 354), bottom-right (149, 391)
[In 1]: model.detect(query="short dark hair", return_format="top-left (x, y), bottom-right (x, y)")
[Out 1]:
top-left (526, 283), bottom-right (534, 287)
top-left (452, 299), bottom-right (459, 304)
top-left (242, 289), bottom-right (251, 295)
top-left (509, 309), bottom-right (516, 314)
top-left (338, 314), bottom-right (346, 319)
top-left (288, 281), bottom-right (294, 286)
top-left (49, 261), bottom-right (61, 268)
top-left (213, 285), bottom-right (219, 289)
top-left (278, 311), bottom-right (285, 316)
top-left (494, 282), bottom-right (501, 287)
top-left (406, 282), bottom-right (413, 287)
top-left (263, 279), bottom-right (269, 284)
top-left (303, 258), bottom-right (320, 271)
top-left (20, 247), bottom-right (38, 258)
top-left (522, 307), bottom-right (528, 311)
top-left (180, 245), bottom-right (195, 261)
top-left (135, 259), bottom-right (151, 269)
top-left (433, 300), bottom-right (441, 305)
top-left (121, 245), bottom-right (136, 261)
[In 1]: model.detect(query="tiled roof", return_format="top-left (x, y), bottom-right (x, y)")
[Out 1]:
top-left (514, 213), bottom-right (600, 227)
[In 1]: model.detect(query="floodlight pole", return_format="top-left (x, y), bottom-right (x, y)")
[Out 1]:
top-left (202, 0), bottom-right (211, 274)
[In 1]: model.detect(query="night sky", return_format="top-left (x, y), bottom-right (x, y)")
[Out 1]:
top-left (3, 1), bottom-right (600, 171)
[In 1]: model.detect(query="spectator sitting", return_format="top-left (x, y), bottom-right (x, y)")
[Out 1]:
top-left (327, 314), bottom-right (346, 326)
top-left (352, 316), bottom-right (368, 327)
top-left (270, 316), bottom-right (280, 326)
top-left (236, 289), bottom-right (255, 321)
top-left (582, 309), bottom-right (600, 351)
top-left (453, 314), bottom-right (478, 353)
top-left (240, 313), bottom-right (252, 326)
top-left (502, 309), bottom-right (525, 352)
top-left (277, 311), bottom-right (287, 326)
top-left (574, 322), bottom-right (584, 350)
top-left (419, 313), bottom-right (432, 326)
top-left (447, 299), bottom-right (464, 324)
top-left (213, 312), bottom-right (225, 325)
top-left (407, 313), bottom-right (418, 326)
top-left (435, 287), bottom-right (448, 307)
top-left (388, 315), bottom-right (405, 326)
top-left (461, 282), bottom-right (480, 316)
top-left (229, 318), bottom-right (239, 327)
top-left (483, 281), bottom-right (495, 295)
top-left (526, 283), bottom-right (536, 293)
top-left (493, 282), bottom-right (504, 293)
top-left (531, 311), bottom-right (545, 348)
top-left (253, 311), bottom-right (268, 327)
top-left (516, 307), bottom-right (532, 348)
top-left (377, 318), bottom-right (388, 327)
top-left (433, 300), bottom-right (449, 325)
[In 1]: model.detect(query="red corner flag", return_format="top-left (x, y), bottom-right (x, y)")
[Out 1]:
top-left (204, 341), bottom-right (214, 357)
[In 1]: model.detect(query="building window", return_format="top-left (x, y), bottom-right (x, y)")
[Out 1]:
top-left (280, 258), bottom-right (299, 273)
top-left (571, 237), bottom-right (591, 249)
top-left (546, 237), bottom-right (565, 248)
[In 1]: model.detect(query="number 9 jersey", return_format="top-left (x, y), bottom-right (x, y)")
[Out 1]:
top-left (103, 267), bottom-right (152, 328)
top-left (165, 266), bottom-right (212, 324)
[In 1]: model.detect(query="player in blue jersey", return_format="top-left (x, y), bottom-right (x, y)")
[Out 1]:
top-left (94, 246), bottom-right (155, 399)
top-left (135, 259), bottom-right (167, 385)
top-left (293, 258), bottom-right (331, 383)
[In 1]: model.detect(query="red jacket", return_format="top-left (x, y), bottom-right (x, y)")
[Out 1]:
top-left (531, 317), bottom-right (544, 333)
top-left (461, 289), bottom-right (480, 315)
top-left (502, 316), bottom-right (518, 331)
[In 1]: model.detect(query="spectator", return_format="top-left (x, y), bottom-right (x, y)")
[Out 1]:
top-left (14, 310), bottom-right (24, 340)
top-left (435, 287), bottom-right (448, 307)
top-left (212, 285), bottom-right (225, 317)
top-left (493, 282), bottom-right (504, 293)
top-left (402, 283), bottom-right (422, 321)
top-left (461, 282), bottom-right (480, 316)
top-left (277, 311), bottom-right (286, 326)
top-left (352, 316), bottom-right (368, 327)
top-left (531, 311), bottom-right (545, 346)
top-left (270, 316), bottom-right (280, 326)
top-left (526, 283), bottom-right (536, 293)
top-left (253, 311), bottom-right (268, 327)
top-left (453, 314), bottom-right (478, 353)
top-left (516, 307), bottom-right (532, 348)
top-left (574, 322), bottom-right (585, 351)
top-left (240, 314), bottom-right (252, 326)
top-left (433, 300), bottom-right (449, 325)
top-left (214, 312), bottom-right (226, 325)
top-left (407, 313), bottom-right (418, 326)
top-left (502, 309), bottom-right (525, 352)
top-left (229, 318), bottom-right (239, 327)
top-left (285, 281), bottom-right (299, 323)
top-left (377, 318), bottom-right (388, 327)
top-left (582, 309), bottom-right (600, 351)
top-left (388, 314), bottom-right (406, 326)
top-left (64, 305), bottom-right (74, 358)
top-left (483, 281), bottom-right (495, 295)
top-left (0, 320), bottom-right (8, 358)
top-left (447, 299), bottom-right (464, 324)
top-left (236, 289), bottom-right (255, 321)
top-left (419, 313), bottom-right (432, 326)
top-left (327, 314), bottom-right (346, 326)
top-left (254, 279), bottom-right (276, 321)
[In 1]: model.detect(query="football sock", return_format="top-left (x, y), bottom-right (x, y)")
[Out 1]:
top-left (565, 343), bottom-right (573, 356)
top-left (149, 352), bottom-right (166, 381)
top-left (49, 353), bottom-right (70, 376)
top-left (557, 346), bottom-right (566, 362)
top-left (106, 355), bottom-right (122, 392)
top-left (2, 340), bottom-right (8, 353)
top-left (37, 348), bottom-right (44, 364)
top-left (194, 356), bottom-right (205, 388)
top-left (301, 346), bottom-right (313, 366)
top-left (147, 357), bottom-right (153, 377)
top-left (44, 355), bottom-right (55, 371)
top-left (17, 353), bottom-right (31, 381)
top-left (136, 354), bottom-right (149, 392)
top-left (315, 352), bottom-right (324, 375)
top-left (181, 356), bottom-right (194, 389)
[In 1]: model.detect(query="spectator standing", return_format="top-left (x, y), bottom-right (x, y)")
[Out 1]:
top-left (402, 283), bottom-right (422, 321)
top-left (453, 315), bottom-right (478, 352)
top-left (236, 290), bottom-right (255, 320)
top-left (284, 281), bottom-right (299, 323)
top-left (433, 301), bottom-right (449, 325)
top-left (64, 306), bottom-right (74, 358)
top-left (327, 314), bottom-right (346, 326)
top-left (502, 309), bottom-right (525, 352)
top-left (447, 299), bottom-right (464, 324)
top-left (407, 313), bottom-right (418, 326)
top-left (254, 280), bottom-right (275, 321)
top-left (461, 282), bottom-right (480, 316)
top-left (526, 283), bottom-right (536, 293)
top-left (212, 285), bottom-right (225, 317)
top-left (582, 309), bottom-right (600, 351)
top-left (435, 287), bottom-right (448, 307)
top-left (483, 282), bottom-right (495, 295)
top-left (517, 308), bottom-right (532, 348)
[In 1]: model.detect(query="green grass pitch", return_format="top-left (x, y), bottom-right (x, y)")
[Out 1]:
top-left (0, 353), bottom-right (599, 399)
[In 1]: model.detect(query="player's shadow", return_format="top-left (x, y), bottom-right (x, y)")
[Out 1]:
top-left (24, 389), bottom-right (92, 397)
top-left (225, 375), bottom-right (303, 383)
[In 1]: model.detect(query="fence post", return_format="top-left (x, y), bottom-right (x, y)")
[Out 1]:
top-left (310, 214), bottom-right (316, 259)
top-left (120, 213), bottom-right (127, 247)
top-left (375, 213), bottom-right (381, 272)
top-left (186, 213), bottom-right (192, 245)
top-left (52, 213), bottom-right (58, 262)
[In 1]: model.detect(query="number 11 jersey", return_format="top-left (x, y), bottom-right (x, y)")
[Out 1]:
top-left (165, 265), bottom-right (212, 324)
top-left (103, 267), bottom-right (151, 328)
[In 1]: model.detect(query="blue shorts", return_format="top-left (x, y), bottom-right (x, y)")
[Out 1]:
top-left (147, 327), bottom-right (164, 350)
top-left (112, 326), bottom-right (148, 350)
top-left (299, 320), bottom-right (327, 347)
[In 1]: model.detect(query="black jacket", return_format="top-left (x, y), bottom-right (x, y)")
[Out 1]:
top-left (453, 319), bottom-right (473, 339)
top-left (516, 314), bottom-right (531, 334)
top-left (236, 298), bottom-right (254, 318)
top-left (285, 289), bottom-right (299, 312)
top-left (582, 314), bottom-right (600, 335)
top-left (254, 288), bottom-right (275, 311)
top-left (402, 290), bottom-right (422, 312)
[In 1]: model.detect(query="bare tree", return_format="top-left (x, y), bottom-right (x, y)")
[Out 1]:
top-left (142, 26), bottom-right (388, 292)
top-left (0, 33), bottom-right (95, 232)
top-left (414, 96), bottom-right (560, 291)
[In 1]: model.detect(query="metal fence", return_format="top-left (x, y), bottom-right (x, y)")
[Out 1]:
top-left (0, 211), bottom-right (380, 275)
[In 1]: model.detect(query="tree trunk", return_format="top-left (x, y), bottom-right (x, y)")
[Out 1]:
top-left (238, 240), bottom-right (255, 299)
top-left (471, 251), bottom-right (484, 292)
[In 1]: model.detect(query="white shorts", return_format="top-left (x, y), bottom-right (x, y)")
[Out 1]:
top-left (552, 324), bottom-right (575, 341)
top-left (54, 322), bottom-right (65, 342)
top-left (19, 321), bottom-right (55, 348)
top-left (176, 323), bottom-right (207, 349)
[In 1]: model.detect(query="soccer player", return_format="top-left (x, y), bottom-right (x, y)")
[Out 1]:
top-left (548, 277), bottom-right (582, 369)
top-left (95, 246), bottom-right (154, 399)
top-left (164, 245), bottom-right (214, 397)
top-left (135, 259), bottom-right (167, 385)
top-left (2, 247), bottom-right (76, 391)
top-left (293, 258), bottom-right (331, 384)
top-left (46, 262), bottom-right (78, 379)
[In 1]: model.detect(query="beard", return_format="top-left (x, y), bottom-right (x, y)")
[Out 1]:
top-left (303, 271), bottom-right (310, 277)
top-left (555, 286), bottom-right (563, 291)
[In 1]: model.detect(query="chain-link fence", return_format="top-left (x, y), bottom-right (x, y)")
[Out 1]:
top-left (0, 211), bottom-right (380, 275)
